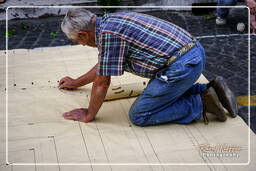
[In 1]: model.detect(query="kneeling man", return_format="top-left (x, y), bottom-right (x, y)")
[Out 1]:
top-left (59, 9), bottom-right (238, 126)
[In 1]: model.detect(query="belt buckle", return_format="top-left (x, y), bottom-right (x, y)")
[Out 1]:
top-left (166, 39), bottom-right (196, 66)
top-left (188, 41), bottom-right (195, 48)
top-left (166, 55), bottom-right (177, 65)
top-left (178, 41), bottom-right (196, 56)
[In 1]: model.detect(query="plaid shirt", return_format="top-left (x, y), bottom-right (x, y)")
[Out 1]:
top-left (95, 12), bottom-right (193, 78)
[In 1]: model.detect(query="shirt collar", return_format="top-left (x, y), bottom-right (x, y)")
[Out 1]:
top-left (95, 17), bottom-right (102, 46)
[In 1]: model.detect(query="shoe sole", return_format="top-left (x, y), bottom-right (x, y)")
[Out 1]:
top-left (213, 76), bottom-right (238, 118)
top-left (208, 87), bottom-right (227, 122)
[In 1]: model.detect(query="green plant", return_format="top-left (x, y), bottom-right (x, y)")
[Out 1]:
top-left (50, 31), bottom-right (58, 37)
top-left (203, 14), bottom-right (216, 20)
top-left (5, 28), bottom-right (16, 37)
top-left (20, 23), bottom-right (29, 30)
top-left (98, 0), bottom-right (122, 13)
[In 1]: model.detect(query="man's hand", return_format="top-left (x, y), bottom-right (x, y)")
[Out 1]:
top-left (62, 108), bottom-right (95, 122)
top-left (58, 76), bottom-right (78, 89)
top-left (58, 64), bottom-right (98, 90)
top-left (62, 75), bottom-right (110, 123)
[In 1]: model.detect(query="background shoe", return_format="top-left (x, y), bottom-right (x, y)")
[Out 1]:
top-left (201, 87), bottom-right (227, 122)
top-left (208, 76), bottom-right (238, 118)
top-left (216, 17), bottom-right (227, 25)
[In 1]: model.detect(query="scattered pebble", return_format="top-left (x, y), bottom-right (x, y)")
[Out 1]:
top-left (143, 81), bottom-right (146, 85)
top-left (21, 88), bottom-right (26, 90)
top-left (48, 80), bottom-right (50, 83)
top-left (14, 84), bottom-right (16, 86)
top-left (31, 82), bottom-right (34, 85)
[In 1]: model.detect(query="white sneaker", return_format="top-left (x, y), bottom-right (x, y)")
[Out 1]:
top-left (216, 17), bottom-right (227, 25)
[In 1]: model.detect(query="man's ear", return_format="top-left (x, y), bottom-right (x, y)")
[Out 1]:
top-left (78, 31), bottom-right (89, 40)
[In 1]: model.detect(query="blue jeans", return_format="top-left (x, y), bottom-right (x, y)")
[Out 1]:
top-left (129, 41), bottom-right (207, 126)
top-left (216, 0), bottom-right (237, 19)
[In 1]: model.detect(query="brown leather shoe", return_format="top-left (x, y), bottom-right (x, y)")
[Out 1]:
top-left (201, 87), bottom-right (227, 123)
top-left (208, 76), bottom-right (238, 118)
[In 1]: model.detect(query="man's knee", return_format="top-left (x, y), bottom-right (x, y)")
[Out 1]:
top-left (129, 107), bottom-right (140, 126)
top-left (129, 107), bottom-right (146, 127)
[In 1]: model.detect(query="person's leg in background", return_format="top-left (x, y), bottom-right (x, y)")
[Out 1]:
top-left (247, 0), bottom-right (256, 33)
top-left (216, 0), bottom-right (237, 25)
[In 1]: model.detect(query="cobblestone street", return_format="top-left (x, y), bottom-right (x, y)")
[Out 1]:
top-left (0, 8), bottom-right (255, 132)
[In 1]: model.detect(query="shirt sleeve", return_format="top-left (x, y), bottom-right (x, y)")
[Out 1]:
top-left (97, 32), bottom-right (129, 76)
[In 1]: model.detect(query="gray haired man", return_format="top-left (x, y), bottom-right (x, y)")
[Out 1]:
top-left (58, 9), bottom-right (238, 126)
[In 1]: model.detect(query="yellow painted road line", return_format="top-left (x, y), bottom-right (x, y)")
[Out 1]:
top-left (236, 95), bottom-right (256, 106)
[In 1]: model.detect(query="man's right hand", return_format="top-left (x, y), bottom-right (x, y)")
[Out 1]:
top-left (58, 76), bottom-right (79, 89)
top-left (58, 64), bottom-right (98, 89)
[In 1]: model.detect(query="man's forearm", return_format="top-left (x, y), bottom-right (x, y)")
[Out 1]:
top-left (75, 63), bottom-right (98, 87)
top-left (87, 75), bottom-right (111, 118)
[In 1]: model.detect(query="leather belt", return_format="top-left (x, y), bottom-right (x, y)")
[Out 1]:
top-left (166, 38), bottom-right (197, 66)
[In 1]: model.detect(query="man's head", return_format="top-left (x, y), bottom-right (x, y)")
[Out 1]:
top-left (61, 9), bottom-right (97, 47)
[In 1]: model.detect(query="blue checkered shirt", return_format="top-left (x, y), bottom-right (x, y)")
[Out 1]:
top-left (95, 12), bottom-right (193, 78)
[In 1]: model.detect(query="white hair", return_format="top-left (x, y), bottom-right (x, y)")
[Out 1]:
top-left (61, 9), bottom-right (96, 39)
